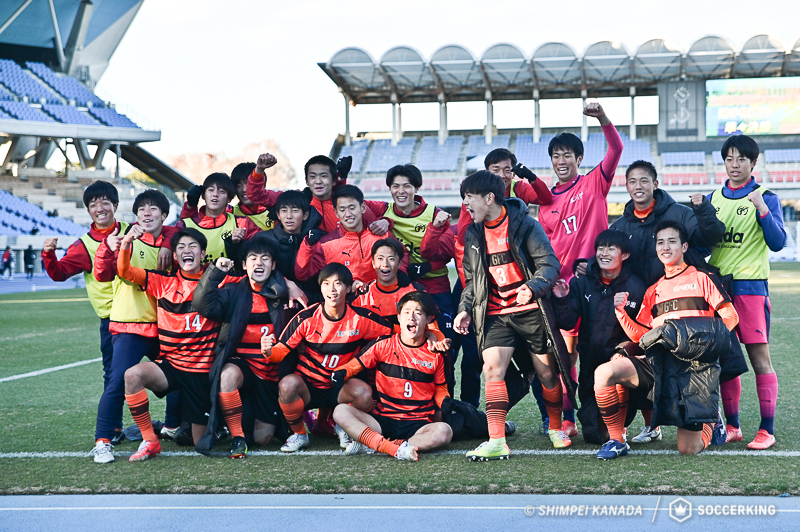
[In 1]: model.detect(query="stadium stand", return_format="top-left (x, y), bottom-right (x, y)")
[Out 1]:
top-left (765, 149), bottom-right (800, 163)
top-left (618, 133), bottom-right (652, 166)
top-left (26, 62), bottom-right (105, 107)
top-left (415, 136), bottom-right (463, 172)
top-left (515, 134), bottom-right (554, 168)
top-left (0, 189), bottom-right (86, 236)
top-left (662, 151), bottom-right (706, 166)
top-left (338, 139), bottom-right (371, 173)
top-left (465, 134), bottom-right (510, 170)
top-left (357, 178), bottom-right (385, 192)
top-left (365, 138), bottom-right (417, 173)
top-left (767, 171), bottom-right (800, 183)
top-left (0, 59), bottom-right (62, 104)
top-left (0, 101), bottom-right (56, 122)
top-left (661, 172), bottom-right (707, 185)
top-left (42, 104), bottom-right (102, 126)
top-left (88, 107), bottom-right (139, 128)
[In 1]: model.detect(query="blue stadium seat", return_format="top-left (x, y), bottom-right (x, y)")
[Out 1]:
top-left (0, 190), bottom-right (86, 236)
top-left (365, 138), bottom-right (417, 173)
top-left (338, 139), bottom-right (370, 173)
top-left (26, 62), bottom-right (104, 107)
top-left (415, 136), bottom-right (463, 172)
top-left (0, 59), bottom-right (62, 103)
top-left (662, 151), bottom-right (705, 166)
top-left (765, 149), bottom-right (800, 164)
top-left (88, 107), bottom-right (139, 128)
top-left (0, 101), bottom-right (55, 122)
top-left (42, 104), bottom-right (102, 126)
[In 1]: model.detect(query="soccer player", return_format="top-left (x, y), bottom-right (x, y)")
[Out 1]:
top-left (615, 221), bottom-right (739, 456)
top-left (294, 185), bottom-right (408, 289)
top-left (231, 161), bottom-right (274, 231)
top-left (262, 263), bottom-right (395, 452)
top-left (90, 189), bottom-right (178, 463)
top-left (707, 135), bottom-right (786, 449)
top-left (453, 171), bottom-right (564, 459)
top-left (332, 291), bottom-right (453, 461)
top-left (191, 238), bottom-right (296, 458)
top-left (118, 227), bottom-right (218, 461)
top-left (551, 229), bottom-right (647, 446)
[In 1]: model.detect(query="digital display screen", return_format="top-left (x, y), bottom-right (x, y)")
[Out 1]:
top-left (706, 77), bottom-right (800, 136)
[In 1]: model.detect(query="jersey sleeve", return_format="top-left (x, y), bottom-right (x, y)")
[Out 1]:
top-left (700, 271), bottom-right (732, 310)
top-left (43, 239), bottom-right (92, 280)
top-left (355, 339), bottom-right (383, 370)
top-left (246, 170), bottom-right (282, 208)
top-left (93, 238), bottom-right (117, 282)
top-left (266, 311), bottom-right (309, 362)
top-left (117, 247), bottom-right (148, 288)
top-left (598, 122), bottom-right (623, 188)
top-left (359, 309), bottom-right (395, 339)
top-left (294, 238), bottom-right (326, 281)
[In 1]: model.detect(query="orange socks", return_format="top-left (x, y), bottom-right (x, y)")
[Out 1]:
top-left (125, 389), bottom-right (157, 442)
top-left (701, 423), bottom-right (713, 450)
top-left (596, 385), bottom-right (624, 442)
top-left (485, 381), bottom-right (509, 440)
top-left (359, 427), bottom-right (401, 457)
top-left (542, 383), bottom-right (564, 431)
top-left (219, 390), bottom-right (244, 439)
top-left (616, 385), bottom-right (629, 432)
top-left (280, 398), bottom-right (307, 435)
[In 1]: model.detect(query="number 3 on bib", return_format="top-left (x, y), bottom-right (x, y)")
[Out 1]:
top-left (562, 215), bottom-right (578, 235)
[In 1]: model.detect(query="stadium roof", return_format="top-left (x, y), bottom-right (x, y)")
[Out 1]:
top-left (319, 34), bottom-right (800, 104)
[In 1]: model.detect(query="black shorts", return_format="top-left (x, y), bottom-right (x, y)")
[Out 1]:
top-left (228, 358), bottom-right (280, 425)
top-left (153, 359), bottom-right (211, 425)
top-left (303, 376), bottom-right (342, 410)
top-left (483, 309), bottom-right (550, 354)
top-left (374, 414), bottom-right (429, 440)
top-left (626, 355), bottom-right (655, 393)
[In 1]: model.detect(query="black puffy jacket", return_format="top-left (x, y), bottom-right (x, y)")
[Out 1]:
top-left (610, 189), bottom-right (725, 286)
top-left (640, 316), bottom-right (730, 428)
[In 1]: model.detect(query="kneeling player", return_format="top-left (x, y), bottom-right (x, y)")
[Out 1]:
top-left (332, 291), bottom-right (453, 461)
top-left (120, 228), bottom-right (218, 461)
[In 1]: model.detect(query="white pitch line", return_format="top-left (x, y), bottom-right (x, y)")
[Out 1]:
top-left (0, 326), bottom-right (84, 342)
top-left (0, 357), bottom-right (101, 383)
top-left (0, 506), bottom-right (798, 513)
top-left (2, 448), bottom-right (799, 458)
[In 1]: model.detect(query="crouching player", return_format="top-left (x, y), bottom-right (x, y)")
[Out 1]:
top-left (333, 291), bottom-right (453, 461)
top-left (614, 221), bottom-right (739, 456)
top-left (119, 227), bottom-right (219, 461)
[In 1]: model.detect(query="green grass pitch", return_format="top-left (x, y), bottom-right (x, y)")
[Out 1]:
top-left (1, 264), bottom-right (799, 495)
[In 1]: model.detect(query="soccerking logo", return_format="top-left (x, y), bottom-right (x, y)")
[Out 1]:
top-left (669, 497), bottom-right (692, 523)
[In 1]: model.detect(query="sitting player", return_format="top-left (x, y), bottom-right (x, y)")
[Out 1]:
top-left (332, 291), bottom-right (453, 461)
top-left (191, 238), bottom-right (296, 458)
top-left (614, 221), bottom-right (739, 456)
top-left (262, 263), bottom-right (395, 452)
top-left (118, 227), bottom-right (218, 461)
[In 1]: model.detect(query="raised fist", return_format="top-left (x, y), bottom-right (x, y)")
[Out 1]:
top-left (336, 155), bottom-right (353, 182)
top-left (43, 238), bottom-right (58, 253)
top-left (216, 257), bottom-right (234, 272)
top-left (256, 153), bottom-right (277, 174)
top-left (512, 163), bottom-right (537, 183)
top-left (187, 185), bottom-right (203, 208)
top-left (432, 210), bottom-right (451, 228)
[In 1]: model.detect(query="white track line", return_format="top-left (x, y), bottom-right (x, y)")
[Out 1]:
top-left (0, 357), bottom-right (100, 383)
top-left (2, 449), bottom-right (799, 458)
top-left (0, 506), bottom-right (798, 513)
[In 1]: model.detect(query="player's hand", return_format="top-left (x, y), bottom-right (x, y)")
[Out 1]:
top-left (331, 369), bottom-right (347, 392)
top-left (440, 396), bottom-right (455, 415)
top-left (515, 284), bottom-right (533, 305)
top-left (285, 279), bottom-right (309, 309)
top-left (157, 247), bottom-right (173, 271)
top-left (552, 278), bottom-right (569, 298)
top-left (187, 185), bottom-right (203, 208)
top-left (688, 193), bottom-right (705, 207)
top-left (574, 261), bottom-right (588, 277)
top-left (583, 101), bottom-right (609, 125)
top-left (427, 337), bottom-right (452, 353)
top-left (369, 219), bottom-right (390, 236)
top-left (409, 261), bottom-right (432, 280)
top-left (216, 257), bottom-right (234, 272)
top-left (453, 311), bottom-right (472, 335)
top-left (432, 210), bottom-right (451, 228)
top-left (512, 163), bottom-right (537, 183)
top-left (43, 238), bottom-right (58, 253)
top-left (747, 191), bottom-right (769, 216)
top-left (231, 227), bottom-right (246, 244)
top-left (261, 333), bottom-right (275, 356)
top-left (611, 353), bottom-right (624, 361)
top-left (105, 227), bottom-right (123, 252)
top-left (614, 292), bottom-right (629, 312)
top-left (351, 280), bottom-right (367, 295)
top-left (121, 224), bottom-right (145, 249)
top-left (306, 228), bottom-right (326, 246)
top-left (336, 155), bottom-right (352, 182)
top-left (256, 153), bottom-right (277, 174)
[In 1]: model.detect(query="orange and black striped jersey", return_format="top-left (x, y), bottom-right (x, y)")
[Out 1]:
top-left (484, 207), bottom-right (538, 315)
top-left (352, 280), bottom-right (426, 326)
top-left (233, 291), bottom-right (278, 382)
top-left (354, 334), bottom-right (447, 421)
top-left (269, 303), bottom-right (393, 389)
top-left (145, 270), bottom-right (220, 373)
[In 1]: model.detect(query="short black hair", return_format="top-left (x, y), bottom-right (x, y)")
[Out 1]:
top-left (231, 162), bottom-right (256, 188)
top-left (654, 220), bottom-right (688, 245)
top-left (304, 155), bottom-right (337, 178)
top-left (386, 164), bottom-right (422, 188)
top-left (484, 148), bottom-right (517, 169)
top-left (594, 229), bottom-right (631, 255)
top-left (203, 172), bottom-right (236, 199)
top-left (548, 132), bottom-right (584, 159)
top-left (332, 184), bottom-right (364, 208)
top-left (240, 236), bottom-right (279, 262)
top-left (397, 290), bottom-right (437, 318)
top-left (270, 190), bottom-right (311, 221)
top-left (83, 180), bottom-right (119, 207)
top-left (318, 262), bottom-right (353, 288)
top-left (460, 170), bottom-right (505, 205)
top-left (721, 135), bottom-right (759, 162)
top-left (170, 227), bottom-right (207, 252)
top-left (371, 237), bottom-right (405, 260)
top-left (132, 189), bottom-right (170, 216)
top-left (625, 160), bottom-right (658, 181)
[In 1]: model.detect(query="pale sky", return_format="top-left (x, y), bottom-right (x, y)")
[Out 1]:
top-left (96, 0), bottom-right (800, 180)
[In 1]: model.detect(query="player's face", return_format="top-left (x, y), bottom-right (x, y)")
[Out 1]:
top-left (236, 181), bottom-right (252, 207)
top-left (551, 149), bottom-right (582, 182)
top-left (320, 275), bottom-right (348, 308)
top-left (306, 164), bottom-right (334, 200)
top-left (398, 300), bottom-right (429, 341)
top-left (372, 246), bottom-right (400, 285)
top-left (724, 147), bottom-right (756, 186)
top-left (204, 185), bottom-right (229, 214)
top-left (136, 203), bottom-right (166, 234)
top-left (245, 252), bottom-right (275, 284)
top-left (173, 236), bottom-right (204, 273)
top-left (462, 192), bottom-right (492, 224)
top-left (336, 196), bottom-right (366, 232)
top-left (87, 197), bottom-right (117, 229)
top-left (595, 245), bottom-right (629, 274)
top-left (487, 158), bottom-right (514, 189)
top-left (277, 205), bottom-right (309, 235)
top-left (655, 228), bottom-right (688, 267)
top-left (389, 175), bottom-right (418, 209)
top-left (626, 168), bottom-right (657, 209)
